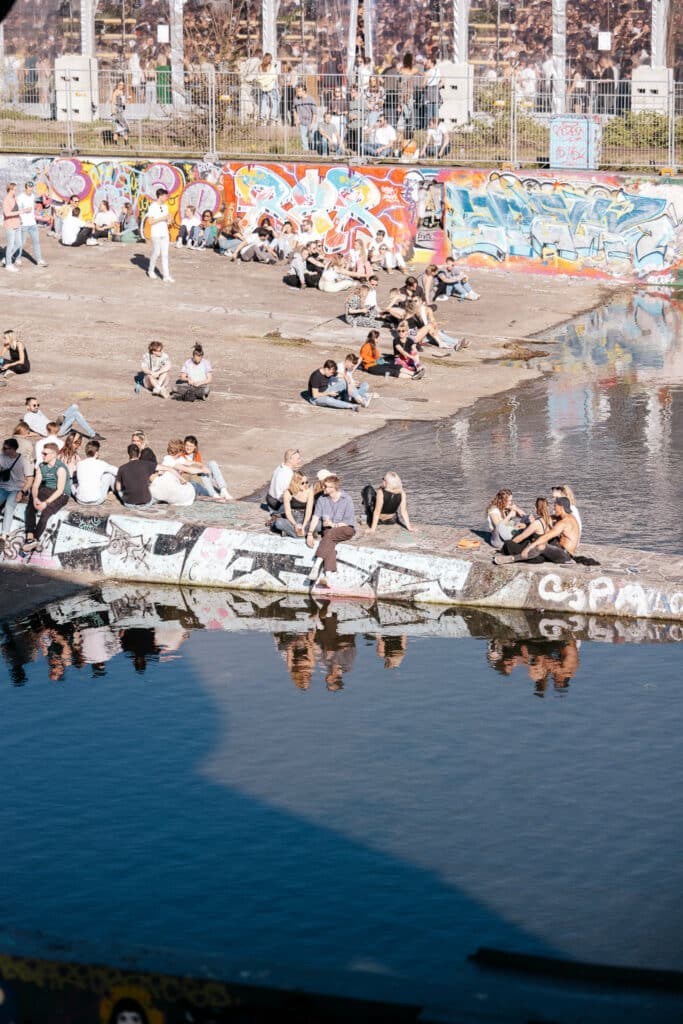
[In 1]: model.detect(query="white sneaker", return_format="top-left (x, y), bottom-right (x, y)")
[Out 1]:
top-left (14, 258), bottom-right (22, 267)
top-left (37, 260), bottom-right (47, 266)
top-left (175, 239), bottom-right (183, 248)
top-left (159, 386), bottom-right (170, 399)
top-left (6, 265), bottom-right (18, 272)
top-left (465, 291), bottom-right (479, 301)
top-left (219, 487), bottom-right (234, 500)
top-left (147, 270), bottom-right (156, 279)
top-left (436, 294), bottom-right (449, 302)
top-left (85, 237), bottom-right (98, 246)
top-left (163, 277), bottom-right (175, 283)
top-left (362, 393), bottom-right (374, 408)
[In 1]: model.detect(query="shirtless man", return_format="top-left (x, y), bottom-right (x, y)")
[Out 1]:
top-left (494, 497), bottom-right (579, 565)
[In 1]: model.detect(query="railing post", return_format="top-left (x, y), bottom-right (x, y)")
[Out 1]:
top-left (208, 67), bottom-right (217, 156)
top-left (509, 75), bottom-right (517, 167)
top-left (668, 78), bottom-right (675, 171)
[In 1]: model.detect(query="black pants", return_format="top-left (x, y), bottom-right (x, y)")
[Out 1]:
top-left (71, 226), bottom-right (93, 247)
top-left (503, 537), bottom-right (573, 564)
top-left (361, 485), bottom-right (408, 528)
top-left (25, 485), bottom-right (69, 540)
top-left (364, 363), bottom-right (401, 377)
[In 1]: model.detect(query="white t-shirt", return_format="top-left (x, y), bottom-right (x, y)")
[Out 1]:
top-left (373, 124), bottom-right (397, 147)
top-left (181, 213), bottom-right (200, 230)
top-left (75, 456), bottom-right (118, 502)
top-left (149, 468), bottom-right (195, 506)
top-left (61, 215), bottom-right (86, 246)
top-left (17, 192), bottom-right (36, 227)
top-left (268, 463), bottom-right (293, 501)
top-left (24, 409), bottom-right (50, 436)
top-left (35, 435), bottom-right (64, 462)
top-left (148, 201), bottom-right (170, 239)
top-left (94, 209), bottom-right (117, 229)
top-left (181, 357), bottom-right (212, 385)
top-left (80, 625), bottom-right (121, 664)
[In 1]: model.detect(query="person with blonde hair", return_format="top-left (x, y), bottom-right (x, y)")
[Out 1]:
top-left (498, 497), bottom-right (552, 557)
top-left (272, 470), bottom-right (314, 538)
top-left (361, 471), bottom-right (413, 531)
top-left (552, 484), bottom-right (582, 533)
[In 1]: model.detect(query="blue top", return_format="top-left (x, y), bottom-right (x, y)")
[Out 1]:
top-left (314, 490), bottom-right (355, 527)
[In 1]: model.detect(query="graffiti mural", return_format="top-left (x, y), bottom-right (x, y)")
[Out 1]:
top-left (2, 154), bottom-right (682, 279)
top-left (1, 502), bottom-right (682, 623)
top-left (438, 168), bottom-right (683, 280)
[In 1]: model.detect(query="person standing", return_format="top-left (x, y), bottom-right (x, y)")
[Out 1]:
top-left (147, 187), bottom-right (174, 283)
top-left (3, 182), bottom-right (22, 272)
top-left (22, 442), bottom-right (71, 552)
top-left (293, 85), bottom-right (318, 152)
top-left (306, 474), bottom-right (356, 588)
top-left (17, 181), bottom-right (47, 267)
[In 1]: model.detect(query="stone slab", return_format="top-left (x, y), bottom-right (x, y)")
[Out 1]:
top-left (2, 501), bottom-right (682, 623)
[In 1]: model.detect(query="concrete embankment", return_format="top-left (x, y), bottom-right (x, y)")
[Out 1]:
top-left (2, 501), bottom-right (682, 623)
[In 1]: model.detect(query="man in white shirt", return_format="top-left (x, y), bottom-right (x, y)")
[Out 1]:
top-left (364, 116), bottom-right (397, 157)
top-left (174, 344), bottom-right (212, 400)
top-left (147, 187), bottom-right (174, 283)
top-left (61, 206), bottom-right (97, 247)
top-left (17, 181), bottom-right (47, 267)
top-left (149, 466), bottom-right (195, 506)
top-left (265, 447), bottom-right (303, 511)
top-left (73, 440), bottom-right (118, 505)
top-left (23, 396), bottom-right (100, 440)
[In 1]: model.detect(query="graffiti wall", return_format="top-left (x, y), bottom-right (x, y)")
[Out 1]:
top-left (0, 154), bottom-right (682, 280)
top-left (2, 502), bottom-right (683, 622)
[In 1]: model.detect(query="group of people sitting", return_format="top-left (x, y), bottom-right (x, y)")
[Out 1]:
top-left (486, 485), bottom-right (583, 565)
top-left (52, 195), bottom-right (142, 247)
top-left (264, 447), bottom-right (412, 590)
top-left (0, 400), bottom-right (233, 555)
top-left (137, 340), bottom-right (213, 402)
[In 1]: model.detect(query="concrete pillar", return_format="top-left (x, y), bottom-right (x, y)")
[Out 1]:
top-left (80, 0), bottom-right (97, 59)
top-left (169, 0), bottom-right (185, 105)
top-left (551, 0), bottom-right (566, 114)
top-left (262, 0), bottom-right (280, 57)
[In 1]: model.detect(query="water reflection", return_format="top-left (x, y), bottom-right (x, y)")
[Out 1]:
top-left (320, 292), bottom-right (683, 552)
top-left (3, 584), bottom-right (682, 690)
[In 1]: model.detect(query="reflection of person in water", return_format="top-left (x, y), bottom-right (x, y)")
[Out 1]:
top-left (376, 634), bottom-right (407, 669)
top-left (487, 637), bottom-right (580, 695)
top-left (274, 629), bottom-right (317, 690)
top-left (118, 628), bottom-right (161, 674)
top-left (315, 605), bottom-right (356, 691)
top-left (108, 997), bottom-right (149, 1024)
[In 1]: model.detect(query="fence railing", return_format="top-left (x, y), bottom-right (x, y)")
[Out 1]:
top-left (1, 68), bottom-right (682, 172)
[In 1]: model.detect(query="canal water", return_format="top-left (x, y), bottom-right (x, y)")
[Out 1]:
top-left (1, 292), bottom-right (682, 1003)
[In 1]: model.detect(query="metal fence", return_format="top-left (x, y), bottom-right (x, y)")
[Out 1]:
top-left (1, 67), bottom-right (682, 171)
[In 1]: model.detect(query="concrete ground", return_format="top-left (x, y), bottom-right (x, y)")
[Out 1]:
top-left (0, 232), bottom-right (619, 503)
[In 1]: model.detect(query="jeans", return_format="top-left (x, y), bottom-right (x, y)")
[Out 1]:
top-left (5, 226), bottom-right (22, 266)
top-left (149, 235), bottom-right (170, 279)
top-left (59, 403), bottom-right (96, 438)
top-left (260, 88), bottom-right (280, 122)
top-left (20, 224), bottom-right (43, 262)
top-left (445, 281), bottom-right (472, 299)
top-left (311, 394), bottom-right (356, 410)
top-left (0, 487), bottom-right (20, 535)
top-left (25, 484), bottom-right (70, 540)
top-left (328, 378), bottom-right (369, 404)
top-left (273, 516), bottom-right (304, 538)
top-left (299, 123), bottom-right (314, 150)
top-left (75, 471), bottom-right (116, 505)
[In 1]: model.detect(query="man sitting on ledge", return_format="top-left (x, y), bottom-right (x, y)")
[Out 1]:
top-left (494, 497), bottom-right (579, 565)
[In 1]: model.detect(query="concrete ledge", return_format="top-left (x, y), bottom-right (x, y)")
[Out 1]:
top-left (1, 502), bottom-right (682, 622)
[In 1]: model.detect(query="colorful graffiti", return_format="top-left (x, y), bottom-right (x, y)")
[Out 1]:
top-left (0, 155), bottom-right (682, 279)
top-left (438, 168), bottom-right (683, 279)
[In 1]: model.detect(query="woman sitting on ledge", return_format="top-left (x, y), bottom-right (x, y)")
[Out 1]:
top-left (362, 471), bottom-right (413, 532)
top-left (272, 471), bottom-right (314, 538)
top-left (486, 489), bottom-right (526, 550)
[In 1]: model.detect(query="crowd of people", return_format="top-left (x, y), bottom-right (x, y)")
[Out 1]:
top-left (486, 485), bottom-right (586, 566)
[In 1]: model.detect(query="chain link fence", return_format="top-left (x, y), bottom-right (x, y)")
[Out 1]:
top-left (1, 67), bottom-right (682, 172)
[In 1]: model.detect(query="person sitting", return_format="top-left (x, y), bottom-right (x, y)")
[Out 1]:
top-left (330, 353), bottom-right (373, 408)
top-left (436, 257), bottom-right (479, 301)
top-left (172, 344), bottom-right (212, 401)
top-left (497, 496), bottom-right (553, 557)
top-left (23, 396), bottom-right (100, 440)
top-left (272, 470), bottom-right (314, 538)
top-left (379, 287), bottom-right (406, 326)
top-left (176, 204), bottom-right (201, 247)
top-left (305, 474), bottom-right (356, 589)
top-left (130, 430), bottom-right (157, 464)
top-left (111, 201), bottom-right (141, 243)
top-left (307, 359), bottom-right (360, 411)
top-left (363, 114), bottom-right (397, 157)
top-left (486, 489), bottom-right (526, 549)
top-left (421, 117), bottom-right (451, 159)
top-left (285, 245), bottom-right (308, 288)
top-left (60, 205), bottom-right (97, 247)
top-left (73, 439), bottom-right (118, 505)
top-left (22, 441), bottom-right (71, 552)
top-left (304, 243), bottom-right (326, 286)
top-left (35, 422), bottom-right (64, 464)
top-left (0, 328), bottom-right (30, 377)
top-left (0, 436), bottom-right (32, 549)
top-left (139, 340), bottom-right (171, 399)
top-left (318, 255), bottom-right (356, 293)
top-left (216, 217), bottom-right (244, 257)
top-left (344, 282), bottom-right (384, 329)
top-left (182, 434), bottom-right (233, 500)
top-left (234, 224), bottom-right (278, 263)
top-left (494, 497), bottom-right (580, 565)
top-left (551, 484), bottom-right (582, 535)
top-left (149, 460), bottom-right (196, 506)
top-left (362, 471), bottom-right (413, 531)
top-left (315, 111), bottom-right (344, 156)
top-left (359, 329), bottom-right (402, 377)
top-left (266, 447), bottom-right (303, 512)
top-left (418, 263), bottom-right (440, 305)
top-left (115, 443), bottom-right (155, 508)
top-left (272, 221), bottom-right (296, 261)
top-left (191, 210), bottom-right (217, 250)
top-left (346, 238), bottom-right (373, 280)
top-left (392, 326), bottom-right (424, 378)
top-left (92, 199), bottom-right (118, 239)
top-left (371, 228), bottom-right (406, 273)
top-left (59, 431), bottom-right (83, 486)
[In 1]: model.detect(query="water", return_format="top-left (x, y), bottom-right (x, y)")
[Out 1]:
top-left (2, 292), bottom-right (683, 1004)
top-left (1, 584), bottom-right (682, 999)
top-left (319, 292), bottom-right (683, 553)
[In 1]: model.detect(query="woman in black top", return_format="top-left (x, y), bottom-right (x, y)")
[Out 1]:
top-left (362, 471), bottom-right (413, 531)
top-left (272, 471), bottom-right (314, 539)
top-left (0, 329), bottom-right (30, 376)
